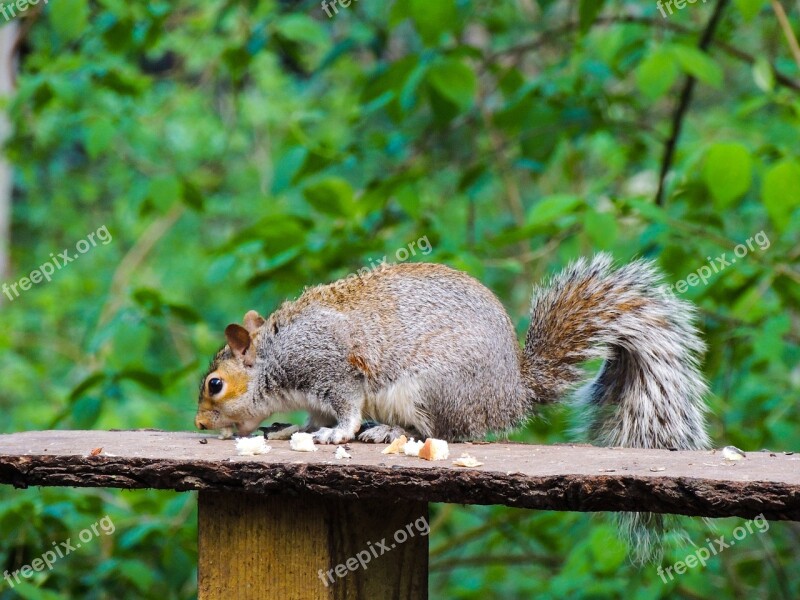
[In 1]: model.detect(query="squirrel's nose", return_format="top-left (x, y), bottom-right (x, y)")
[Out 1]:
top-left (195, 417), bottom-right (208, 430)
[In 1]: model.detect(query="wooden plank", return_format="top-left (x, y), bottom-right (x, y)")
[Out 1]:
top-left (0, 430), bottom-right (799, 520)
top-left (198, 492), bottom-right (428, 599)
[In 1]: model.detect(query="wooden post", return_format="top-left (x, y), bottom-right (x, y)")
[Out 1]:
top-left (198, 492), bottom-right (428, 599)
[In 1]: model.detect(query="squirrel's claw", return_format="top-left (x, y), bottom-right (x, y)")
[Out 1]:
top-left (312, 427), bottom-right (353, 445)
top-left (358, 424), bottom-right (412, 444)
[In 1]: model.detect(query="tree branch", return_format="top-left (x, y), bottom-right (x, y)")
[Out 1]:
top-left (771, 0), bottom-right (800, 71)
top-left (655, 0), bottom-right (730, 206)
top-left (488, 15), bottom-right (800, 93)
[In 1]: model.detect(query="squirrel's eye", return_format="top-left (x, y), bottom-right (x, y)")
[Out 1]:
top-left (208, 378), bottom-right (224, 395)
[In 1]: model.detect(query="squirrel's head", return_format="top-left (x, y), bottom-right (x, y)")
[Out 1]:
top-left (195, 310), bottom-right (266, 437)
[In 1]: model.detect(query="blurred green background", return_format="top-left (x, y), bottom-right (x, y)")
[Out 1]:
top-left (1, 0), bottom-right (799, 598)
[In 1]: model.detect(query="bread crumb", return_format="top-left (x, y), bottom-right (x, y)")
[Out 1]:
top-left (236, 437), bottom-right (271, 456)
top-left (721, 445), bottom-right (746, 461)
top-left (403, 438), bottom-right (424, 457)
top-left (419, 438), bottom-right (449, 461)
top-left (452, 453), bottom-right (483, 467)
top-left (335, 446), bottom-right (352, 459)
top-left (290, 432), bottom-right (317, 452)
top-left (382, 435), bottom-right (408, 454)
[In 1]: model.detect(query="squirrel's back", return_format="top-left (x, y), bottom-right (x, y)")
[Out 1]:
top-left (273, 262), bottom-right (531, 439)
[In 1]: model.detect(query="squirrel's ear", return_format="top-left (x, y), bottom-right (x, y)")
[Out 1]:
top-left (243, 310), bottom-right (266, 333)
top-left (225, 324), bottom-right (252, 359)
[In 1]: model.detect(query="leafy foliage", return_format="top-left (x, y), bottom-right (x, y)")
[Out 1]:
top-left (1, 0), bottom-right (799, 598)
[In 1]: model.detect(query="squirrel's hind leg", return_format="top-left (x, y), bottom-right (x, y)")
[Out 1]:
top-left (265, 425), bottom-right (301, 440)
top-left (357, 424), bottom-right (416, 443)
top-left (266, 409), bottom-right (335, 440)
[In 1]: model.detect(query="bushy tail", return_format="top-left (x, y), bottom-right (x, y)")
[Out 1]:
top-left (521, 254), bottom-right (709, 561)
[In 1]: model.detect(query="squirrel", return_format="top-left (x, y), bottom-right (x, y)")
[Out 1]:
top-left (196, 254), bottom-right (708, 451)
top-left (196, 254), bottom-right (710, 561)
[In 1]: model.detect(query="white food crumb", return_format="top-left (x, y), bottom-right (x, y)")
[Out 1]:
top-left (290, 432), bottom-right (318, 452)
top-left (721, 445), bottom-right (746, 461)
top-left (334, 446), bottom-right (352, 459)
top-left (452, 453), bottom-right (483, 468)
top-left (403, 438), bottom-right (424, 457)
top-left (419, 438), bottom-right (450, 461)
top-left (382, 435), bottom-right (408, 455)
top-left (235, 437), bottom-right (271, 456)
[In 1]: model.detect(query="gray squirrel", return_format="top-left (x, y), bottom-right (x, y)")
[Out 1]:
top-left (196, 254), bottom-right (708, 451)
top-left (196, 254), bottom-right (710, 562)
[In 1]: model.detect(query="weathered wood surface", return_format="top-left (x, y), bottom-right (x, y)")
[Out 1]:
top-left (0, 430), bottom-right (798, 520)
top-left (198, 492), bottom-right (428, 600)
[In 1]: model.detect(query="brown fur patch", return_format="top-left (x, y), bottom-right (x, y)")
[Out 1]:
top-left (348, 352), bottom-right (375, 380)
top-left (274, 262), bottom-right (480, 324)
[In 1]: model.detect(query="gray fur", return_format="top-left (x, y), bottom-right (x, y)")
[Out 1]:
top-left (524, 254), bottom-right (709, 450)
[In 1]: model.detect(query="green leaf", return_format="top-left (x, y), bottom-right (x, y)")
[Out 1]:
top-left (636, 48), bottom-right (678, 100)
top-left (589, 526), bottom-right (627, 573)
top-left (526, 194), bottom-right (583, 226)
top-left (167, 302), bottom-right (202, 324)
top-left (303, 177), bottom-right (355, 216)
top-left (118, 559), bottom-right (157, 592)
top-left (10, 581), bottom-right (65, 600)
top-left (400, 62), bottom-right (430, 112)
top-left (624, 198), bottom-right (670, 224)
top-left (761, 159), bottom-right (800, 231)
top-left (408, 0), bottom-right (458, 45)
top-left (426, 59), bottom-right (477, 111)
top-left (91, 68), bottom-right (144, 96)
top-left (246, 247), bottom-right (304, 286)
top-left (50, 0), bottom-right (89, 41)
top-left (734, 0), bottom-right (766, 21)
top-left (85, 118), bottom-right (115, 159)
top-left (669, 45), bottom-right (723, 88)
top-left (394, 184), bottom-right (421, 218)
top-left (71, 396), bottom-right (102, 428)
top-left (119, 523), bottom-right (163, 549)
top-left (731, 282), bottom-right (772, 322)
top-left (519, 105), bottom-right (561, 164)
top-left (584, 210), bottom-right (617, 248)
top-left (181, 180), bottom-right (204, 211)
top-left (148, 176), bottom-right (181, 203)
top-left (703, 142), bottom-right (753, 207)
top-left (752, 314), bottom-right (791, 362)
top-left (132, 287), bottom-right (164, 314)
top-left (273, 14), bottom-right (327, 46)
top-left (579, 0), bottom-right (606, 34)
top-left (752, 57), bottom-right (775, 92)
top-left (117, 369), bottom-right (164, 392)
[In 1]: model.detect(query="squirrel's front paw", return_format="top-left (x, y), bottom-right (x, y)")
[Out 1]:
top-left (312, 427), bottom-right (353, 445)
